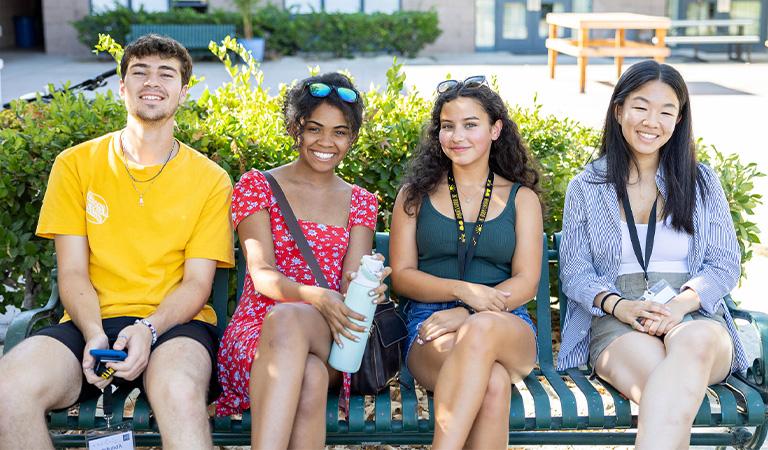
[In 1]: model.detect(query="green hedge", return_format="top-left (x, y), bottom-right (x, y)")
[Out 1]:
top-left (73, 5), bottom-right (441, 58)
top-left (0, 37), bottom-right (762, 309)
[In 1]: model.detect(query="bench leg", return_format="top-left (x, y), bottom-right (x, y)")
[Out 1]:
top-left (740, 421), bottom-right (768, 449)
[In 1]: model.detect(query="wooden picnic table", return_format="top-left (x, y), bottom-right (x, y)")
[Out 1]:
top-left (546, 13), bottom-right (671, 93)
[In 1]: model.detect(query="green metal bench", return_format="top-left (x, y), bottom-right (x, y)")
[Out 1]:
top-left (125, 24), bottom-right (236, 55)
top-left (5, 232), bottom-right (768, 448)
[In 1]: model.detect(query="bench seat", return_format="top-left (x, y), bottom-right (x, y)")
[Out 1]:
top-left (6, 232), bottom-right (768, 448)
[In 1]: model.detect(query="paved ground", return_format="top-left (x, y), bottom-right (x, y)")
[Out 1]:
top-left (1, 47), bottom-right (767, 449)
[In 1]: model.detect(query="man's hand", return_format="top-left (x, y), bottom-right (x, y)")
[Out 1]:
top-left (108, 323), bottom-right (154, 381)
top-left (82, 333), bottom-right (111, 389)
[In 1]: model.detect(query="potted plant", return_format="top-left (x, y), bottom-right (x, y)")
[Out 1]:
top-left (233, 0), bottom-right (265, 61)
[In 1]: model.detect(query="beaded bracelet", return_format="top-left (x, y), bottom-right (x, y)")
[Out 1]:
top-left (135, 318), bottom-right (158, 345)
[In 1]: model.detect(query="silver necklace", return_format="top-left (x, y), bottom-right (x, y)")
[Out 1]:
top-left (119, 131), bottom-right (176, 206)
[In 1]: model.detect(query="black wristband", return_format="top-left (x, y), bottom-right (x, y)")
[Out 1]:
top-left (600, 293), bottom-right (620, 314)
top-left (457, 300), bottom-right (476, 314)
top-left (611, 297), bottom-right (625, 315)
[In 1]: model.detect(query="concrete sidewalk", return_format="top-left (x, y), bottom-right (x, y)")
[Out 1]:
top-left (3, 49), bottom-right (766, 306)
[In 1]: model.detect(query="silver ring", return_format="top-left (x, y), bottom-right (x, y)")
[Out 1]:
top-left (118, 334), bottom-right (129, 340)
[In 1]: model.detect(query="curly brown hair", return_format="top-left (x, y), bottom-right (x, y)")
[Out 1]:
top-left (401, 84), bottom-right (541, 216)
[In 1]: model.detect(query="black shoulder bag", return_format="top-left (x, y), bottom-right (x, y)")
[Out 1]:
top-left (263, 171), bottom-right (406, 395)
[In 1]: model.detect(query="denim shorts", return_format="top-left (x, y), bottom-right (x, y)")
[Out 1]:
top-left (402, 300), bottom-right (536, 362)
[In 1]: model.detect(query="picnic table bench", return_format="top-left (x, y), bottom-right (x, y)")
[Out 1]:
top-left (654, 19), bottom-right (761, 62)
top-left (545, 12), bottom-right (671, 93)
top-left (125, 24), bottom-right (236, 55)
top-left (5, 232), bottom-right (768, 448)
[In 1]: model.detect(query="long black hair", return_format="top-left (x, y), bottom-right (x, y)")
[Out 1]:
top-left (598, 60), bottom-right (703, 234)
top-left (283, 72), bottom-right (364, 144)
top-left (401, 84), bottom-right (540, 216)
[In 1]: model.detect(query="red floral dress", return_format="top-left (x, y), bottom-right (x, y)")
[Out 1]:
top-left (216, 170), bottom-right (378, 416)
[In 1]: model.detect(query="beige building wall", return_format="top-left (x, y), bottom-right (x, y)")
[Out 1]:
top-left (402, 0), bottom-right (475, 53)
top-left (42, 0), bottom-right (90, 56)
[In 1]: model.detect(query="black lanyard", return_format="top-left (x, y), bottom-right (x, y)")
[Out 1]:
top-left (447, 169), bottom-right (494, 280)
top-left (621, 193), bottom-right (658, 287)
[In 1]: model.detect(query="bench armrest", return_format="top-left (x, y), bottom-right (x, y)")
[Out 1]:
top-left (727, 295), bottom-right (768, 395)
top-left (4, 273), bottom-right (61, 352)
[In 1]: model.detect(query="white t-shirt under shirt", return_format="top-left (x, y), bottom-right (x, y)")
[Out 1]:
top-left (619, 216), bottom-right (691, 275)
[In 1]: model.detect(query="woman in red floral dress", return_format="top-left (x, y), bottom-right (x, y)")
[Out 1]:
top-left (216, 72), bottom-right (388, 449)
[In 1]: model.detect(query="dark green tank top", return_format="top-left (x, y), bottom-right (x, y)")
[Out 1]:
top-left (415, 183), bottom-right (521, 286)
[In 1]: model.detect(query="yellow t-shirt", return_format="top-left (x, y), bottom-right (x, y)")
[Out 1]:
top-left (36, 131), bottom-right (235, 325)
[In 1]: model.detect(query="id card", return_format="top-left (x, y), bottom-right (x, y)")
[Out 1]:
top-left (641, 279), bottom-right (677, 304)
top-left (86, 422), bottom-right (135, 450)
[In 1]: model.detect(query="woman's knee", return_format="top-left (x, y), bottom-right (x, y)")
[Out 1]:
top-left (665, 321), bottom-right (730, 364)
top-left (455, 313), bottom-right (499, 356)
top-left (261, 304), bottom-right (309, 347)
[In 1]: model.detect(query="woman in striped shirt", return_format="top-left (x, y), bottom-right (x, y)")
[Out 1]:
top-left (558, 60), bottom-right (746, 449)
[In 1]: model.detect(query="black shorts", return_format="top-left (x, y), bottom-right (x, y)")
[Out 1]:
top-left (33, 317), bottom-right (220, 407)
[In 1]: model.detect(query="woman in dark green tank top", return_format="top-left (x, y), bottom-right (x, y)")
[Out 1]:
top-left (390, 76), bottom-right (543, 450)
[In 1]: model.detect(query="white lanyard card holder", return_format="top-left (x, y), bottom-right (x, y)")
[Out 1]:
top-left (85, 421), bottom-right (135, 450)
top-left (641, 279), bottom-right (677, 304)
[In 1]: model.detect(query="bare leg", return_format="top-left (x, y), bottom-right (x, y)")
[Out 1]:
top-left (0, 336), bottom-right (83, 449)
top-left (408, 312), bottom-right (536, 450)
top-left (287, 354), bottom-right (341, 450)
top-left (635, 320), bottom-right (732, 450)
top-left (143, 336), bottom-right (213, 450)
top-left (594, 331), bottom-right (667, 404)
top-left (464, 362), bottom-right (512, 450)
top-left (249, 303), bottom-right (333, 450)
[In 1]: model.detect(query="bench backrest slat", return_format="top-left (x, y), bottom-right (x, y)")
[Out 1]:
top-left (127, 24), bottom-right (236, 49)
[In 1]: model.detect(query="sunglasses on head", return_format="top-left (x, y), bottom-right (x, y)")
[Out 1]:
top-left (307, 82), bottom-right (359, 103)
top-left (436, 75), bottom-right (488, 94)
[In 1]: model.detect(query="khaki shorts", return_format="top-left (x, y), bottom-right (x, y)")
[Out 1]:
top-left (588, 272), bottom-right (729, 369)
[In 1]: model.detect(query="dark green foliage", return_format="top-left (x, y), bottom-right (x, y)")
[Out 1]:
top-left (73, 5), bottom-right (441, 58)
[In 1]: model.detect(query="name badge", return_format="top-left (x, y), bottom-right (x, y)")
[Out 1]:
top-left (641, 279), bottom-right (677, 304)
top-left (86, 422), bottom-right (135, 450)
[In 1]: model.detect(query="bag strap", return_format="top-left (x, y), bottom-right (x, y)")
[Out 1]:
top-left (263, 171), bottom-right (330, 289)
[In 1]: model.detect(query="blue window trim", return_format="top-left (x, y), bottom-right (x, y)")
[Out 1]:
top-left (282, 0), bottom-right (402, 13)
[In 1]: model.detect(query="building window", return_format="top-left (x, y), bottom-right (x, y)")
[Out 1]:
top-left (475, 0), bottom-right (495, 48)
top-left (91, 0), bottom-right (170, 13)
top-left (285, 1), bottom-right (400, 13)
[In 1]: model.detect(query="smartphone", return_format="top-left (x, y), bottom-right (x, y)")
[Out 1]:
top-left (90, 349), bottom-right (127, 378)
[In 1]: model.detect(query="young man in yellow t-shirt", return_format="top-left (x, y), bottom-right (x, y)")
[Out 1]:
top-left (0, 35), bottom-right (234, 449)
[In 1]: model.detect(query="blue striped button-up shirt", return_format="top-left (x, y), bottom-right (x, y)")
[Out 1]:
top-left (556, 157), bottom-right (748, 373)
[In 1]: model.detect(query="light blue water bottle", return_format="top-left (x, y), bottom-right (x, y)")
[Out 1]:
top-left (328, 255), bottom-right (384, 373)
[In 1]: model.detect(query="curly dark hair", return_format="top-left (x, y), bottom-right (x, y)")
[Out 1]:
top-left (121, 34), bottom-right (193, 86)
top-left (283, 72), bottom-right (364, 145)
top-left (401, 84), bottom-right (541, 216)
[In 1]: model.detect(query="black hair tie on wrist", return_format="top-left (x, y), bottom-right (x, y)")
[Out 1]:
top-left (611, 297), bottom-right (625, 315)
top-left (600, 293), bottom-right (619, 314)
